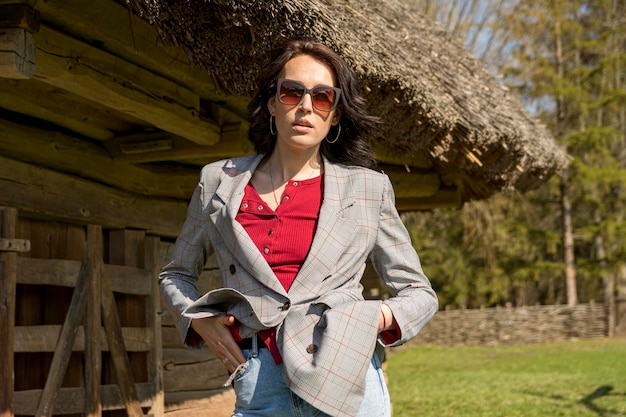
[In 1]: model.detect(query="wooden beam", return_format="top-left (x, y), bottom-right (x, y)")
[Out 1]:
top-left (0, 156), bottom-right (188, 238)
top-left (145, 236), bottom-right (165, 417)
top-left (17, 257), bottom-right (153, 295)
top-left (106, 130), bottom-right (253, 164)
top-left (0, 78), bottom-right (128, 140)
top-left (0, 4), bottom-right (39, 32)
top-left (85, 224), bottom-right (103, 417)
top-left (15, 325), bottom-right (153, 353)
top-left (33, 0), bottom-right (221, 100)
top-left (395, 187), bottom-right (462, 211)
top-left (0, 117), bottom-right (198, 199)
top-left (101, 270), bottom-right (145, 417)
top-left (33, 24), bottom-right (220, 145)
top-left (373, 144), bottom-right (433, 169)
top-left (14, 383), bottom-right (156, 415)
top-left (35, 235), bottom-right (92, 417)
top-left (34, 0), bottom-right (251, 121)
top-left (0, 207), bottom-right (18, 417)
top-left (0, 237), bottom-right (30, 252)
top-left (378, 165), bottom-right (441, 199)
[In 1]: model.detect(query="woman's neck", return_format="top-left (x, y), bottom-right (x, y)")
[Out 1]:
top-left (268, 146), bottom-right (323, 183)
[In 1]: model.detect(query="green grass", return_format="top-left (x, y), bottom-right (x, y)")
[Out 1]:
top-left (386, 338), bottom-right (626, 417)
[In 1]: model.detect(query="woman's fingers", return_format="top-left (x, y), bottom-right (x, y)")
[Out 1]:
top-left (191, 316), bottom-right (246, 370)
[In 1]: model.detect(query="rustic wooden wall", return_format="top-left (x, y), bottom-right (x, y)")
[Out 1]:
top-left (9, 215), bottom-right (163, 416)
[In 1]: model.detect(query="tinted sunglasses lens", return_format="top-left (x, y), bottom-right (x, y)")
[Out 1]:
top-left (311, 87), bottom-right (337, 111)
top-left (277, 80), bottom-right (339, 111)
top-left (278, 81), bottom-right (305, 105)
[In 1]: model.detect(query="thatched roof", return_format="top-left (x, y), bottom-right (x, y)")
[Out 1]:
top-left (129, 0), bottom-right (567, 201)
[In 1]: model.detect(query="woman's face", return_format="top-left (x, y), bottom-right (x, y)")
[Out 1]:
top-left (268, 54), bottom-right (341, 154)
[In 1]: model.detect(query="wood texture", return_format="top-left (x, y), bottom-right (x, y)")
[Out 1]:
top-left (0, 117), bottom-right (198, 200)
top-left (32, 0), bottom-right (231, 103)
top-left (0, 155), bottom-right (188, 238)
top-left (0, 78), bottom-right (123, 140)
top-left (34, 24), bottom-right (220, 145)
top-left (0, 207), bottom-right (18, 417)
top-left (0, 238), bottom-right (29, 252)
top-left (14, 382), bottom-right (156, 415)
top-left (145, 235), bottom-right (164, 417)
top-left (0, 28), bottom-right (36, 79)
top-left (17, 257), bottom-right (153, 295)
top-left (14, 325), bottom-right (153, 353)
top-left (0, 4), bottom-right (40, 32)
top-left (85, 225), bottom-right (103, 417)
top-left (101, 270), bottom-right (145, 417)
top-left (34, 227), bottom-right (94, 416)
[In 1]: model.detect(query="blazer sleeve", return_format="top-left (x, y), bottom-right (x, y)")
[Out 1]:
top-left (369, 174), bottom-right (439, 347)
top-left (159, 175), bottom-right (220, 348)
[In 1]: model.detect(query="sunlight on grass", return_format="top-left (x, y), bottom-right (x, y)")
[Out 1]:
top-left (386, 338), bottom-right (626, 417)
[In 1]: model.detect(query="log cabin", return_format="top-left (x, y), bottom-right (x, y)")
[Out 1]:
top-left (0, 0), bottom-right (567, 416)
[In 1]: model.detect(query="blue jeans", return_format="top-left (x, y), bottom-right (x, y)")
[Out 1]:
top-left (232, 339), bottom-right (391, 417)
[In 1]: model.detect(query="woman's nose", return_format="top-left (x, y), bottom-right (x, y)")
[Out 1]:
top-left (298, 92), bottom-right (314, 112)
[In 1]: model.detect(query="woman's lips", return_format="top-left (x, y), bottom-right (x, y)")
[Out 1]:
top-left (292, 120), bottom-right (313, 133)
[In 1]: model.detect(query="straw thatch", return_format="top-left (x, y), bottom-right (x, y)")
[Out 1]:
top-left (129, 0), bottom-right (567, 201)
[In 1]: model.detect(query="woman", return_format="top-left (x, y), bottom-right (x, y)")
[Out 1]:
top-left (160, 37), bottom-right (438, 417)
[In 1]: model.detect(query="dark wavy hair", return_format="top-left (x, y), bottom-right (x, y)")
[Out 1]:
top-left (247, 37), bottom-right (378, 167)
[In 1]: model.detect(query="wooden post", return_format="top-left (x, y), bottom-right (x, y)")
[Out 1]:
top-left (104, 229), bottom-right (146, 416)
top-left (101, 273), bottom-right (145, 417)
top-left (108, 230), bottom-right (147, 383)
top-left (85, 225), bottom-right (103, 416)
top-left (35, 236), bottom-right (93, 416)
top-left (145, 236), bottom-right (164, 417)
top-left (0, 207), bottom-right (18, 417)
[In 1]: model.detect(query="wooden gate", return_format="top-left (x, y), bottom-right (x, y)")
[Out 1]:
top-left (0, 207), bottom-right (163, 416)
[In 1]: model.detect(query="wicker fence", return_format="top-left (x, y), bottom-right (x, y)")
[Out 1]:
top-left (403, 302), bottom-right (608, 348)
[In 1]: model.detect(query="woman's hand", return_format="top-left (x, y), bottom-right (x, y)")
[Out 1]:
top-left (378, 303), bottom-right (396, 333)
top-left (191, 315), bottom-right (246, 373)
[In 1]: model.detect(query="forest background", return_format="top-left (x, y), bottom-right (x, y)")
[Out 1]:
top-left (401, 0), bottom-right (626, 310)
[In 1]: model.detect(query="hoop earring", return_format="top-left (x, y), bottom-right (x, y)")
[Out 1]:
top-left (325, 124), bottom-right (341, 144)
top-left (269, 115), bottom-right (276, 136)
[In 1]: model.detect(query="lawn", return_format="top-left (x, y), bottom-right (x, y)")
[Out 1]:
top-left (386, 338), bottom-right (626, 417)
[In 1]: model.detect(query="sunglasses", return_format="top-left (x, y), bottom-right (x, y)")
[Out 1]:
top-left (276, 78), bottom-right (342, 112)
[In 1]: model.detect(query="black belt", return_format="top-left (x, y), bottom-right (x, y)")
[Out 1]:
top-left (237, 334), bottom-right (267, 350)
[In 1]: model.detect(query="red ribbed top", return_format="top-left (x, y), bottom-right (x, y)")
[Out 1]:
top-left (236, 175), bottom-right (323, 291)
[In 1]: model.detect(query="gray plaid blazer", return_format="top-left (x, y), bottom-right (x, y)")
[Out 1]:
top-left (160, 154), bottom-right (438, 417)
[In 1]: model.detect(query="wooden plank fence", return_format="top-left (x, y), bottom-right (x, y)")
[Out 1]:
top-left (1, 207), bottom-right (163, 416)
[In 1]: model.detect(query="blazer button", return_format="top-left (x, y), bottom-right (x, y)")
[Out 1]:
top-left (280, 301), bottom-right (291, 311)
top-left (306, 344), bottom-right (318, 354)
top-left (229, 264), bottom-right (236, 274)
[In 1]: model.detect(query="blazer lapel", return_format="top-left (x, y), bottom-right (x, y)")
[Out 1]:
top-left (289, 160), bottom-right (358, 301)
top-left (209, 155), bottom-right (288, 296)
